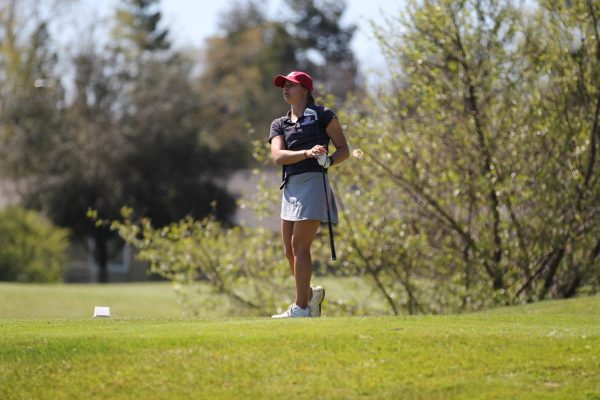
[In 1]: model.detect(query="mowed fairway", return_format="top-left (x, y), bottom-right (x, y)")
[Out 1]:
top-left (0, 285), bottom-right (599, 399)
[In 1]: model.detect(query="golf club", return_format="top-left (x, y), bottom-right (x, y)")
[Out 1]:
top-left (321, 168), bottom-right (336, 261)
top-left (305, 107), bottom-right (336, 261)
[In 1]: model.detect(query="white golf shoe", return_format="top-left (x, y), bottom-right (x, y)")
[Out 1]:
top-left (309, 286), bottom-right (325, 317)
top-left (271, 303), bottom-right (310, 318)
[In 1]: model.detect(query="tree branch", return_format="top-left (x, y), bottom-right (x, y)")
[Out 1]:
top-left (451, 10), bottom-right (505, 289)
top-left (341, 206), bottom-right (400, 315)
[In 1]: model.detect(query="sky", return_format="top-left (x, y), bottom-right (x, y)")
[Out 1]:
top-left (76, 0), bottom-right (404, 76)
top-left (159, 0), bottom-right (401, 70)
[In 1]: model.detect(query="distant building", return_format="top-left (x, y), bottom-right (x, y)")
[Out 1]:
top-left (62, 238), bottom-right (151, 283)
top-left (0, 179), bottom-right (19, 209)
top-left (225, 168), bottom-right (281, 231)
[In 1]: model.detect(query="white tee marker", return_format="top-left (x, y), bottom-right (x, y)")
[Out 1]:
top-left (93, 306), bottom-right (111, 318)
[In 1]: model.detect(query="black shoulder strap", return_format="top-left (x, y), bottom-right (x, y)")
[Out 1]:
top-left (281, 120), bottom-right (287, 189)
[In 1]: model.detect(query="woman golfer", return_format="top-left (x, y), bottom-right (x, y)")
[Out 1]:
top-left (268, 71), bottom-right (349, 318)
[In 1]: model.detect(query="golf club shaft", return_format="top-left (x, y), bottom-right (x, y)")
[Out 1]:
top-left (322, 171), bottom-right (336, 261)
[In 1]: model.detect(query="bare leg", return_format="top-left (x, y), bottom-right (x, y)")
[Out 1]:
top-left (291, 220), bottom-right (321, 308)
top-left (281, 219), bottom-right (318, 305)
top-left (281, 220), bottom-right (295, 276)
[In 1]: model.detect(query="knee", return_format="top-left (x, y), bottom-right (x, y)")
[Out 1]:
top-left (284, 244), bottom-right (294, 260)
top-left (291, 238), bottom-right (310, 258)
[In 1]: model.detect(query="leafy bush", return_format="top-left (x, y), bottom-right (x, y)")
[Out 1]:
top-left (100, 207), bottom-right (292, 316)
top-left (328, 0), bottom-right (600, 314)
top-left (0, 206), bottom-right (70, 282)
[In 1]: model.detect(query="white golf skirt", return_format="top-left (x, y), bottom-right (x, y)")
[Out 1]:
top-left (281, 172), bottom-right (338, 224)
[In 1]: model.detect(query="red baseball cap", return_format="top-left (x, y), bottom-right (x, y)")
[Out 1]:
top-left (273, 71), bottom-right (313, 92)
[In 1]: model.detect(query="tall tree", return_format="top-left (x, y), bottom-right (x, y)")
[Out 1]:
top-left (27, 42), bottom-right (125, 283)
top-left (198, 1), bottom-right (298, 148)
top-left (115, 56), bottom-right (239, 227)
top-left (0, 0), bottom-right (65, 182)
top-left (20, 0), bottom-right (239, 282)
top-left (112, 0), bottom-right (169, 55)
top-left (284, 0), bottom-right (359, 99)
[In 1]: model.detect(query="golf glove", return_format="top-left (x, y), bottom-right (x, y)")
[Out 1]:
top-left (317, 153), bottom-right (332, 168)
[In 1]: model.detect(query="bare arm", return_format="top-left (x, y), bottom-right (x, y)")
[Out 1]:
top-left (326, 118), bottom-right (350, 166)
top-left (270, 136), bottom-right (327, 166)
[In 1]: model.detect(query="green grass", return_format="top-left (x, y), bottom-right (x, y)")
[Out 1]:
top-left (0, 282), bottom-right (184, 318)
top-left (0, 277), bottom-right (389, 319)
top-left (0, 284), bottom-right (599, 399)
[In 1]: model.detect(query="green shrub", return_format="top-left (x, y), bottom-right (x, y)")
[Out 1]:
top-left (100, 207), bottom-right (291, 316)
top-left (0, 206), bottom-right (70, 282)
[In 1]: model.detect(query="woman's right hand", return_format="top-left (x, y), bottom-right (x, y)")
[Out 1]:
top-left (307, 145), bottom-right (327, 158)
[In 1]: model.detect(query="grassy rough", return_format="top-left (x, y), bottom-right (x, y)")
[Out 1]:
top-left (0, 291), bottom-right (599, 399)
top-left (0, 283), bottom-right (184, 319)
top-left (0, 278), bottom-right (389, 319)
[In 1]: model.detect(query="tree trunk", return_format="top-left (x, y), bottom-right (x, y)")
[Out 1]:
top-left (540, 247), bottom-right (566, 300)
top-left (94, 231), bottom-right (109, 283)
